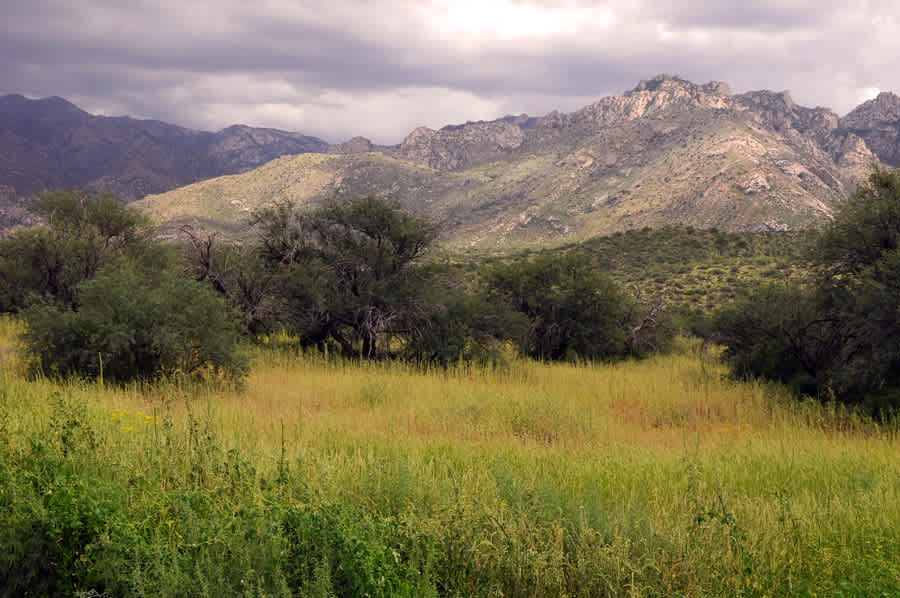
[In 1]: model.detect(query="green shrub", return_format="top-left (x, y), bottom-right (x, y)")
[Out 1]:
top-left (712, 284), bottom-right (831, 396)
top-left (22, 265), bottom-right (247, 384)
top-left (0, 436), bottom-right (127, 598)
top-left (712, 166), bottom-right (900, 409)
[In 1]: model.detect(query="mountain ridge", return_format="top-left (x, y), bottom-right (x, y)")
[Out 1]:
top-left (0, 94), bottom-right (328, 230)
top-left (5, 75), bottom-right (900, 247)
top-left (135, 74), bottom-right (895, 249)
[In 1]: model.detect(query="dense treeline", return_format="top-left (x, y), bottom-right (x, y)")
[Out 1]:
top-left (0, 192), bottom-right (674, 383)
top-left (186, 195), bottom-right (674, 365)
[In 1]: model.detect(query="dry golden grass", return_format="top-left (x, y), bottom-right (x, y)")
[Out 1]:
top-left (4, 318), bottom-right (900, 596)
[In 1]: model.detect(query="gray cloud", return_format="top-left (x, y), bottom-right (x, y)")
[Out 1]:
top-left (637, 0), bottom-right (842, 31)
top-left (2, 0), bottom-right (898, 143)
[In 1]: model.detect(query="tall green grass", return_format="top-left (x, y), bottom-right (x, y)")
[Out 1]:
top-left (1, 322), bottom-right (898, 597)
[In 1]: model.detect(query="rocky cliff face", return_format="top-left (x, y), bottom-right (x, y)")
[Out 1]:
top-left (733, 90), bottom-right (874, 187)
top-left (325, 119), bottom-right (529, 171)
top-left (600, 74), bottom-right (731, 119)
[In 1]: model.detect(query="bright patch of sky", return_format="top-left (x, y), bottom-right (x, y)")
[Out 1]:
top-left (425, 0), bottom-right (611, 40)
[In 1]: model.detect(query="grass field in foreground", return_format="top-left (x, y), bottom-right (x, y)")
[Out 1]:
top-left (1, 317), bottom-right (899, 597)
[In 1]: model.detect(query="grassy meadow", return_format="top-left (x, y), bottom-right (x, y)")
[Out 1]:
top-left (2, 315), bottom-right (899, 597)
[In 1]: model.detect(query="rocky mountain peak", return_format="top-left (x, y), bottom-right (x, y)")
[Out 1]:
top-left (207, 125), bottom-right (328, 172)
top-left (500, 114), bottom-right (538, 129)
top-left (736, 90), bottom-right (841, 137)
top-left (871, 90), bottom-right (900, 108)
top-left (843, 91), bottom-right (900, 124)
top-left (402, 126), bottom-right (437, 146)
top-left (626, 73), bottom-right (688, 94)
top-left (0, 93), bottom-right (91, 131)
top-left (564, 74), bottom-right (731, 131)
top-left (0, 94), bottom-right (328, 211)
top-left (626, 74), bottom-right (731, 98)
top-left (736, 90), bottom-right (795, 112)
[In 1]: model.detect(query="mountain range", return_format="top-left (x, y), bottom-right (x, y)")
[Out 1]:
top-left (0, 94), bottom-right (327, 230)
top-left (6, 75), bottom-right (900, 247)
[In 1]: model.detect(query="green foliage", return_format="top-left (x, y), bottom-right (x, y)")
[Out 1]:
top-left (181, 227), bottom-right (279, 335)
top-left (253, 196), bottom-right (438, 358)
top-left (22, 265), bottom-right (247, 383)
top-left (712, 284), bottom-right (846, 396)
top-left (0, 453), bottom-right (126, 597)
top-left (580, 226), bottom-right (811, 313)
top-left (0, 190), bottom-right (151, 311)
top-left (713, 166), bottom-right (900, 410)
top-left (486, 252), bottom-right (627, 361)
top-left (246, 196), bottom-right (523, 364)
top-left (404, 278), bottom-right (526, 366)
top-left (281, 505), bottom-right (435, 598)
top-left (817, 166), bottom-right (900, 275)
top-left (825, 248), bottom-right (900, 409)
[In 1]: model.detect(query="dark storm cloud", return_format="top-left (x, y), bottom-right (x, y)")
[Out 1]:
top-left (2, 0), bottom-right (897, 143)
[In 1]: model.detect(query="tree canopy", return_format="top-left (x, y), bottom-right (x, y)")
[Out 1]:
top-left (24, 265), bottom-right (247, 383)
top-left (7, 190), bottom-right (245, 384)
top-left (713, 165), bottom-right (900, 411)
top-left (250, 196), bottom-right (440, 358)
top-left (485, 253), bottom-right (629, 361)
top-left (0, 189), bottom-right (153, 311)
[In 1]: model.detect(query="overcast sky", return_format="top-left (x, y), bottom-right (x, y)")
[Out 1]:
top-left (2, 0), bottom-right (897, 144)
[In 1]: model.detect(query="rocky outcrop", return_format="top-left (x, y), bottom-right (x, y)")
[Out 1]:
top-left (531, 76), bottom-right (725, 134)
top-left (627, 74), bottom-right (731, 97)
top-left (833, 133), bottom-right (876, 169)
top-left (737, 170), bottom-right (770, 194)
top-left (734, 90), bottom-right (876, 180)
top-left (586, 74), bottom-right (731, 124)
top-left (841, 92), bottom-right (900, 165)
top-left (327, 136), bottom-right (377, 154)
top-left (735, 90), bottom-right (840, 143)
top-left (394, 120), bottom-right (526, 170)
top-left (499, 114), bottom-right (538, 129)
